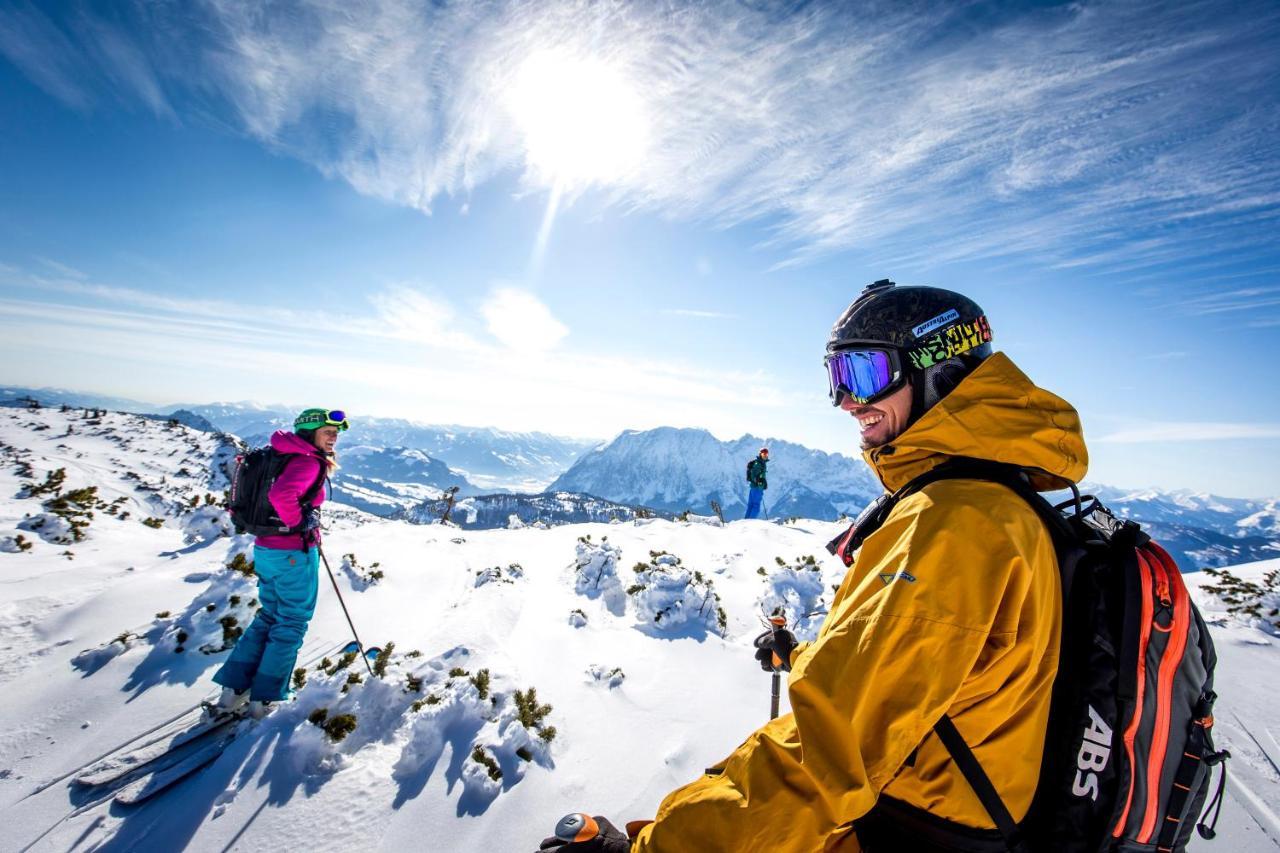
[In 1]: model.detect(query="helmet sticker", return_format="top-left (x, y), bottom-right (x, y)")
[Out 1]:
top-left (908, 315), bottom-right (992, 369)
top-left (911, 309), bottom-right (960, 339)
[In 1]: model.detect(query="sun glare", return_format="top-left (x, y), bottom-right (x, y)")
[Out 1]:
top-left (507, 49), bottom-right (650, 190)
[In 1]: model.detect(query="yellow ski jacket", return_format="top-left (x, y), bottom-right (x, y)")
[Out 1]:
top-left (632, 352), bottom-right (1088, 852)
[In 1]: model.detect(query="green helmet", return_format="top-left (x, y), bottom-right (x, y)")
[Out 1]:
top-left (293, 408), bottom-right (349, 432)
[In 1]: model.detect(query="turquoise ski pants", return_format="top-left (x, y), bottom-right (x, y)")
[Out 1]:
top-left (213, 546), bottom-right (318, 701)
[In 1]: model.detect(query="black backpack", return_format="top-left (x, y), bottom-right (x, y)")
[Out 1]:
top-left (227, 446), bottom-right (328, 538)
top-left (828, 458), bottom-right (1229, 853)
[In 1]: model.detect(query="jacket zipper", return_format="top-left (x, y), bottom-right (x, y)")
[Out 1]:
top-left (1136, 543), bottom-right (1191, 843)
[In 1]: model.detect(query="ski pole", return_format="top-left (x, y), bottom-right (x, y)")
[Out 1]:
top-left (318, 545), bottom-right (374, 677)
top-left (768, 614), bottom-right (787, 720)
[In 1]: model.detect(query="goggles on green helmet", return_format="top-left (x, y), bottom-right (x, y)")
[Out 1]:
top-left (294, 409), bottom-right (350, 431)
top-left (824, 347), bottom-right (906, 407)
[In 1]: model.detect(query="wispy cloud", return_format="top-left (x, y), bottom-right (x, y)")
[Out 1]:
top-left (0, 262), bottom-right (788, 436)
top-left (6, 1), bottom-right (1279, 275)
top-left (1097, 422), bottom-right (1280, 443)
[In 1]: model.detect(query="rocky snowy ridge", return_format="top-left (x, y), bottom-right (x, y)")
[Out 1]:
top-left (550, 426), bottom-right (883, 520)
top-left (0, 404), bottom-right (1277, 851)
top-left (553, 426), bottom-right (1280, 571)
top-left (2, 387), bottom-right (598, 494)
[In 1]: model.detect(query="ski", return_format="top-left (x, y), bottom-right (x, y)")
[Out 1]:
top-left (73, 710), bottom-right (240, 788)
top-left (113, 723), bottom-right (243, 806)
top-left (68, 638), bottom-right (343, 792)
top-left (341, 640), bottom-right (382, 660)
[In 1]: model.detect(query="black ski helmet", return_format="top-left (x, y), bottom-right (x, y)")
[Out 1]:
top-left (827, 279), bottom-right (993, 421)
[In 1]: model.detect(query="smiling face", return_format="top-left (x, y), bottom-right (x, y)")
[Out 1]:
top-left (841, 381), bottom-right (913, 450)
top-left (310, 426), bottom-right (340, 453)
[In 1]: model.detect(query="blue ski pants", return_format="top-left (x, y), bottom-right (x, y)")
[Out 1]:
top-left (744, 487), bottom-right (765, 519)
top-left (213, 546), bottom-right (318, 701)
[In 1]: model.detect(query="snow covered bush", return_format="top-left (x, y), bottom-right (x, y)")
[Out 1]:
top-left (627, 550), bottom-right (727, 636)
top-left (757, 554), bottom-right (829, 640)
top-left (0, 533), bottom-right (32, 553)
top-left (678, 512), bottom-right (723, 527)
top-left (568, 608), bottom-right (588, 627)
top-left (181, 504), bottom-right (233, 543)
top-left (586, 664), bottom-right (625, 688)
top-left (257, 646), bottom-right (556, 809)
top-left (71, 631), bottom-right (137, 674)
top-left (1201, 567), bottom-right (1280, 633)
top-left (573, 534), bottom-right (623, 600)
top-left (341, 552), bottom-right (384, 590)
top-left (19, 512), bottom-right (75, 544)
top-left (475, 562), bottom-right (524, 587)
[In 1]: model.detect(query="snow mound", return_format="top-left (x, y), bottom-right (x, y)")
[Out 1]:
top-left (276, 646), bottom-right (555, 812)
top-left (181, 505), bottom-right (233, 543)
top-left (573, 535), bottom-right (622, 598)
top-left (71, 565), bottom-right (258, 679)
top-left (340, 552), bottom-right (384, 590)
top-left (757, 554), bottom-right (829, 640)
top-left (475, 562), bottom-right (524, 588)
top-left (19, 511), bottom-right (78, 544)
top-left (586, 664), bottom-right (625, 688)
top-left (627, 550), bottom-right (726, 637)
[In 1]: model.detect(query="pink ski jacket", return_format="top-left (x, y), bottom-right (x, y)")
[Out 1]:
top-left (255, 430), bottom-right (328, 551)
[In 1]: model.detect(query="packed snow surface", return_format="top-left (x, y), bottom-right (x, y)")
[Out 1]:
top-left (1, 407), bottom-right (1277, 852)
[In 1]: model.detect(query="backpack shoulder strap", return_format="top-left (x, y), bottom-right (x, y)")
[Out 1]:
top-left (298, 453), bottom-right (329, 507)
top-left (933, 715), bottom-right (1029, 853)
top-left (826, 456), bottom-right (1076, 567)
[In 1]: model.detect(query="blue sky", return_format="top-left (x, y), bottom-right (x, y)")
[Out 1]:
top-left (1, 0), bottom-right (1279, 497)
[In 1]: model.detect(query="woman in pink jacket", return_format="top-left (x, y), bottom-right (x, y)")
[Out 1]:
top-left (212, 408), bottom-right (347, 718)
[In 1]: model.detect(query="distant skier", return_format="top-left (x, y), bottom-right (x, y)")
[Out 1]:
top-left (743, 447), bottom-right (769, 519)
top-left (212, 408), bottom-right (348, 719)
top-left (540, 281), bottom-right (1088, 851)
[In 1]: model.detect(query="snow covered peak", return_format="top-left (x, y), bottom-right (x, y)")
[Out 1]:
top-left (551, 427), bottom-right (881, 520)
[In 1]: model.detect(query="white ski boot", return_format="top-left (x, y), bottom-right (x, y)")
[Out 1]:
top-left (246, 699), bottom-right (274, 720)
top-left (210, 687), bottom-right (248, 716)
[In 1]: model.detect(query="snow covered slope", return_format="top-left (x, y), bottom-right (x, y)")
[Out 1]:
top-left (550, 426), bottom-right (883, 520)
top-left (0, 407), bottom-right (1277, 852)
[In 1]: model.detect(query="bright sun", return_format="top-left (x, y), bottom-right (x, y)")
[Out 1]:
top-left (507, 48), bottom-right (650, 190)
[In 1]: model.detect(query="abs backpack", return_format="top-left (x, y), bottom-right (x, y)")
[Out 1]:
top-left (227, 446), bottom-right (327, 538)
top-left (828, 457), bottom-right (1230, 853)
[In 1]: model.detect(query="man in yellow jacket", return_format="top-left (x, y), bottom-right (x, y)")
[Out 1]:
top-left (542, 280), bottom-right (1087, 853)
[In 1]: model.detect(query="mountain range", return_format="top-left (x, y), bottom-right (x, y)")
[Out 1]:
top-left (3, 385), bottom-right (1276, 570)
top-left (550, 427), bottom-right (882, 520)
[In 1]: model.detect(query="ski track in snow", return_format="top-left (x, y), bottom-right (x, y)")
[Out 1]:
top-left (0, 408), bottom-right (1278, 851)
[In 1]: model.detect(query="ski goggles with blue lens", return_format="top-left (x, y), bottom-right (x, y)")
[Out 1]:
top-left (824, 348), bottom-right (905, 407)
top-left (296, 409), bottom-right (350, 431)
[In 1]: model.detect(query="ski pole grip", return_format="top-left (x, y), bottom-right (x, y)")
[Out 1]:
top-left (554, 813), bottom-right (599, 843)
top-left (768, 615), bottom-right (787, 668)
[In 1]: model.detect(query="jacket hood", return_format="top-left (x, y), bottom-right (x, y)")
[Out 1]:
top-left (863, 351), bottom-right (1088, 492)
top-left (271, 430), bottom-right (321, 456)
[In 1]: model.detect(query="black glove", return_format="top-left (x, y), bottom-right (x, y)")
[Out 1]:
top-left (539, 816), bottom-right (630, 852)
top-left (753, 627), bottom-right (797, 672)
top-left (301, 507), bottom-right (322, 531)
